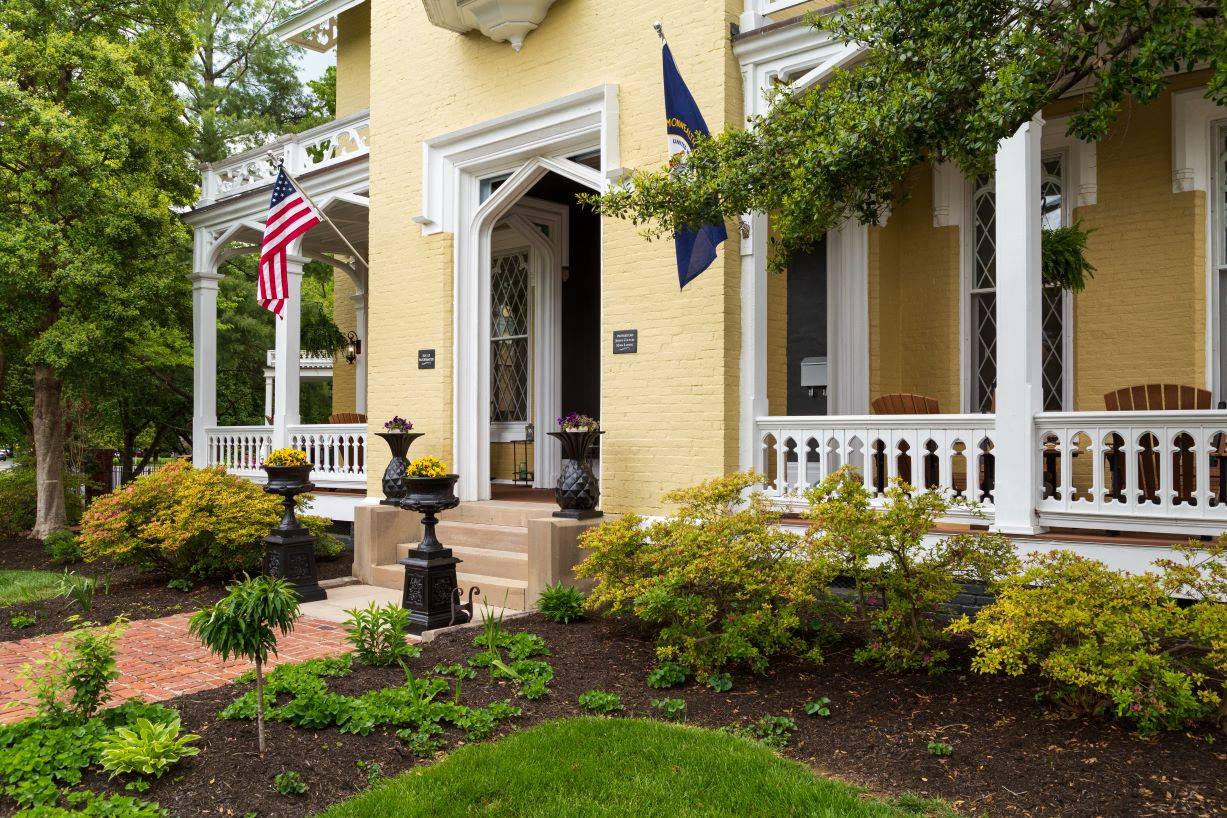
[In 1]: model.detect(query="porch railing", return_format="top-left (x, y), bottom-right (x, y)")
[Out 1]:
top-left (204, 423), bottom-right (367, 489)
top-left (1035, 411), bottom-right (1227, 535)
top-left (754, 415), bottom-right (997, 521)
top-left (198, 109), bottom-right (370, 206)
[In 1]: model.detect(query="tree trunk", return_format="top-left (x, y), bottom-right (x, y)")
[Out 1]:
top-left (255, 654), bottom-right (266, 756)
top-left (32, 365), bottom-right (67, 539)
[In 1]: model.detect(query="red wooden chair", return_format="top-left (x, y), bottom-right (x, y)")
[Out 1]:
top-left (1103, 384), bottom-right (1212, 504)
top-left (870, 393), bottom-right (941, 491)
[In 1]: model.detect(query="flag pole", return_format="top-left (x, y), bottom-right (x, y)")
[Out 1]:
top-left (653, 21), bottom-right (666, 43)
top-left (266, 151), bottom-right (369, 269)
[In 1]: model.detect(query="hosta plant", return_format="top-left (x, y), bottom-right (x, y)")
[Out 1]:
top-left (950, 541), bottom-right (1227, 733)
top-left (98, 717), bottom-right (200, 780)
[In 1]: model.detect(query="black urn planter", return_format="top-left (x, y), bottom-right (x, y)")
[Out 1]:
top-left (260, 463), bottom-right (326, 603)
top-left (547, 429), bottom-right (604, 519)
top-left (376, 431), bottom-right (424, 503)
top-left (395, 474), bottom-right (469, 633)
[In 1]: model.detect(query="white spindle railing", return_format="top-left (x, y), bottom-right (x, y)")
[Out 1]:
top-left (1035, 411), bottom-right (1227, 535)
top-left (288, 424), bottom-right (367, 488)
top-left (204, 427), bottom-right (273, 477)
top-left (198, 110), bottom-right (370, 205)
top-left (754, 415), bottom-right (997, 519)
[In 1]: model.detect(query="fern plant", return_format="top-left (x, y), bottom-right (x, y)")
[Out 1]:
top-left (1041, 222), bottom-right (1096, 292)
top-left (99, 717), bottom-right (201, 780)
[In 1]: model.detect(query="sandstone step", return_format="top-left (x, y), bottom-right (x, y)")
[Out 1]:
top-left (406, 521), bottom-right (528, 553)
top-left (369, 565), bottom-right (528, 611)
top-left (447, 500), bottom-right (556, 528)
top-left (394, 543), bottom-right (527, 579)
top-left (457, 572), bottom-right (527, 612)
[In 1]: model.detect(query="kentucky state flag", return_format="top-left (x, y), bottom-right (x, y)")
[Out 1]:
top-left (662, 43), bottom-right (727, 289)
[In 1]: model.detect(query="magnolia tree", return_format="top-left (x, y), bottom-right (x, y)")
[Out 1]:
top-left (593, 0), bottom-right (1225, 267)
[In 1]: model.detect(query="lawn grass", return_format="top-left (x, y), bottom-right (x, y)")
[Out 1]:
top-left (317, 717), bottom-right (951, 818)
top-left (0, 570), bottom-right (63, 606)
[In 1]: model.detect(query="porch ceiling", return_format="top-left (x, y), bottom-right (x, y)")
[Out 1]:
top-left (215, 196), bottom-right (368, 270)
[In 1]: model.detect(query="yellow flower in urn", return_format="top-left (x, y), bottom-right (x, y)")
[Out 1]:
top-left (263, 448), bottom-right (310, 468)
top-left (406, 456), bottom-right (448, 478)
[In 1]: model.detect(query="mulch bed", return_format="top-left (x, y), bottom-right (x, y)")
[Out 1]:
top-left (0, 537), bottom-right (354, 642)
top-left (16, 613), bottom-right (1220, 818)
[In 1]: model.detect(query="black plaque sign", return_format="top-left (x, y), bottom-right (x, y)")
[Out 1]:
top-left (417, 349), bottom-right (435, 369)
top-left (612, 329), bottom-right (638, 355)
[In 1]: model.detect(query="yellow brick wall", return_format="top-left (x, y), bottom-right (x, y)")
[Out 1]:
top-left (366, 0), bottom-right (744, 513)
top-left (867, 165), bottom-right (961, 411)
top-left (766, 265), bottom-right (788, 415)
top-left (490, 443), bottom-right (534, 482)
top-left (335, 3), bottom-right (371, 117)
top-left (864, 79), bottom-right (1210, 413)
top-left (331, 274), bottom-right (358, 416)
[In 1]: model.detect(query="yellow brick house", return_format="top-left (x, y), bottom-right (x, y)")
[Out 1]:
top-left (185, 0), bottom-right (1227, 608)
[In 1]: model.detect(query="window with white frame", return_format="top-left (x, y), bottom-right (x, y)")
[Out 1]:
top-left (1217, 122), bottom-right (1227, 401)
top-left (968, 153), bottom-right (1071, 413)
top-left (490, 248), bottom-right (531, 424)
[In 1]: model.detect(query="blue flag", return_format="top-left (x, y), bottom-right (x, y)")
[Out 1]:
top-left (662, 43), bottom-right (727, 289)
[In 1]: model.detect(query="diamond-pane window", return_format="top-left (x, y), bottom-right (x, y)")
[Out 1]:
top-left (491, 250), bottom-right (530, 423)
top-left (969, 155), bottom-right (1069, 413)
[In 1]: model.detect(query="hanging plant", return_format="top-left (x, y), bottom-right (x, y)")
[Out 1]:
top-left (1042, 222), bottom-right (1096, 293)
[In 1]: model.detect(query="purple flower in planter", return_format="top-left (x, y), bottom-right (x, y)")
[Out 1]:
top-left (556, 412), bottom-right (599, 432)
top-left (384, 416), bottom-right (414, 433)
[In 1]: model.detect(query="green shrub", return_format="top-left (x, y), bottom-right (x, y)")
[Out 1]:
top-left (646, 661), bottom-right (687, 689)
top-left (274, 770), bottom-right (308, 796)
top-left (344, 603), bottom-right (419, 666)
top-left (0, 466), bottom-right (84, 539)
top-left (577, 472), bottom-right (838, 679)
top-left (314, 532), bottom-right (345, 561)
top-left (536, 582), bottom-right (585, 623)
top-left (79, 460), bottom-right (332, 582)
top-left (43, 531), bottom-right (82, 565)
top-left (707, 672), bottom-right (732, 692)
top-left (950, 542), bottom-right (1227, 733)
top-left (20, 619), bottom-right (126, 723)
top-left (98, 717), bottom-right (200, 780)
top-left (0, 717), bottom-right (108, 806)
top-left (9, 613), bottom-right (37, 629)
top-left (578, 689), bottom-right (624, 714)
top-left (803, 467), bottom-right (1017, 672)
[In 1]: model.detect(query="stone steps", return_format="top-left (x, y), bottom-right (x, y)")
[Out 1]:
top-left (394, 543), bottom-right (527, 578)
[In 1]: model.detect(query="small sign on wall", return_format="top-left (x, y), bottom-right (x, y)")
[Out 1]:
top-left (417, 349), bottom-right (435, 369)
top-left (612, 329), bottom-right (638, 355)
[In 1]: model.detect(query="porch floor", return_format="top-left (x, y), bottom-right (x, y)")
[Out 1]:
top-left (491, 484), bottom-right (556, 503)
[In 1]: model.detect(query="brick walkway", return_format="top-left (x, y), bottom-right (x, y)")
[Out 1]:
top-left (0, 612), bottom-right (351, 724)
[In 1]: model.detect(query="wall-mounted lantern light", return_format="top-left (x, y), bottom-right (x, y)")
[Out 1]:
top-left (343, 331), bottom-right (362, 365)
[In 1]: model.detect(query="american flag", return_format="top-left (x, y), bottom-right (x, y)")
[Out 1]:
top-left (259, 168), bottom-right (322, 317)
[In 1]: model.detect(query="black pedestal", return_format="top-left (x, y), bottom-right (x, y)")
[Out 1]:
top-left (552, 508), bottom-right (603, 520)
top-left (398, 545), bottom-right (463, 634)
top-left (264, 526), bottom-right (327, 603)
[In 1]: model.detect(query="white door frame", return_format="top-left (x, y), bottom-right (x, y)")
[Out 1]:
top-left (489, 199), bottom-right (569, 489)
top-left (459, 156), bottom-right (603, 500)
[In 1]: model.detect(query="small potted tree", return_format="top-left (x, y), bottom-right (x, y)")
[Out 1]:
top-left (189, 575), bottom-right (300, 756)
top-left (376, 416), bottom-right (424, 502)
top-left (547, 413), bottom-right (603, 519)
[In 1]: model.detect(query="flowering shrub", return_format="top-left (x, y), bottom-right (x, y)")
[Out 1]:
top-left (576, 472), bottom-right (838, 679)
top-left (556, 412), bottom-right (598, 432)
top-left (383, 416), bottom-right (414, 433)
top-left (406, 456), bottom-right (448, 478)
top-left (949, 542), bottom-right (1227, 733)
top-left (263, 448), bottom-right (309, 467)
top-left (803, 466), bottom-right (1017, 673)
top-left (79, 461), bottom-right (331, 581)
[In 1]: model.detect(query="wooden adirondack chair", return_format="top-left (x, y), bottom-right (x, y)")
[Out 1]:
top-left (1103, 384), bottom-right (1212, 504)
top-left (326, 413), bottom-right (367, 473)
top-left (870, 393), bottom-right (941, 491)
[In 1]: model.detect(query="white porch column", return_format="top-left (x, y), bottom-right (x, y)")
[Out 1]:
top-left (827, 218), bottom-right (870, 415)
top-left (739, 212), bottom-right (769, 471)
top-left (993, 116), bottom-right (1045, 534)
top-left (263, 375), bottom-right (274, 423)
top-left (351, 289), bottom-right (367, 415)
top-left (191, 269), bottom-right (222, 466)
top-left (272, 250), bottom-right (308, 449)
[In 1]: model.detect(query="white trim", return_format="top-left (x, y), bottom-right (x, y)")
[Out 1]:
top-left (932, 161), bottom-right (964, 228)
top-left (1172, 87), bottom-right (1227, 194)
top-left (454, 152), bottom-right (603, 502)
top-left (416, 85), bottom-right (620, 236)
top-left (1213, 120), bottom-right (1227, 402)
top-left (272, 0), bottom-right (366, 52)
top-left (739, 0), bottom-right (820, 32)
top-left (1042, 115), bottom-right (1097, 207)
